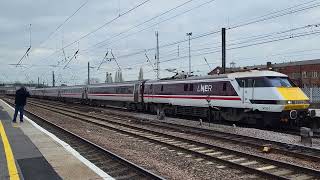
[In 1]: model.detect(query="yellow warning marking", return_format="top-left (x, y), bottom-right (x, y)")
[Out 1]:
top-left (277, 87), bottom-right (309, 100)
top-left (277, 87), bottom-right (310, 110)
top-left (283, 104), bottom-right (309, 110)
top-left (0, 121), bottom-right (20, 180)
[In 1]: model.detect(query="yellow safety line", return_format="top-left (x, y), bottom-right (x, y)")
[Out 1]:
top-left (0, 121), bottom-right (20, 180)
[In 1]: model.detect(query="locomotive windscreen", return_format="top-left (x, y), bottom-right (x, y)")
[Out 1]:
top-left (236, 76), bottom-right (296, 87)
top-left (267, 77), bottom-right (296, 87)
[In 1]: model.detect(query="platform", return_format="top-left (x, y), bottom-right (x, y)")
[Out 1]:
top-left (0, 99), bottom-right (113, 180)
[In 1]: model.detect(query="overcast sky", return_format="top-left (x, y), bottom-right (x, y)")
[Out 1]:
top-left (1, 0), bottom-right (320, 85)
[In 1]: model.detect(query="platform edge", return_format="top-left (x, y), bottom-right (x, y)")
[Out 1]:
top-left (0, 99), bottom-right (114, 180)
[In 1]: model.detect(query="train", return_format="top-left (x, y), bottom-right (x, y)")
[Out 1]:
top-left (5, 70), bottom-right (316, 128)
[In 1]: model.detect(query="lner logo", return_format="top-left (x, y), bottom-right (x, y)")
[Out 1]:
top-left (197, 84), bottom-right (212, 92)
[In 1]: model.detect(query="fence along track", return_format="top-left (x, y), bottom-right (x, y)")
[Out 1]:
top-left (302, 87), bottom-right (320, 103)
top-left (27, 100), bottom-right (320, 180)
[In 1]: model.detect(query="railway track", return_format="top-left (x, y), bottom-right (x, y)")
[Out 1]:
top-left (26, 97), bottom-right (320, 138)
top-left (4, 100), bottom-right (164, 180)
top-left (19, 99), bottom-right (320, 179)
top-left (25, 98), bottom-right (320, 163)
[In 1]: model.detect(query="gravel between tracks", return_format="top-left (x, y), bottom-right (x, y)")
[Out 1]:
top-left (81, 107), bottom-right (320, 171)
top-left (91, 106), bottom-right (320, 149)
top-left (138, 123), bottom-right (320, 170)
top-left (26, 105), bottom-right (261, 180)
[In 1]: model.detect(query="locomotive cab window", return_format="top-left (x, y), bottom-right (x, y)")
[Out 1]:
top-left (237, 79), bottom-right (244, 87)
top-left (247, 79), bottom-right (254, 87)
top-left (237, 77), bottom-right (296, 87)
top-left (267, 77), bottom-right (296, 87)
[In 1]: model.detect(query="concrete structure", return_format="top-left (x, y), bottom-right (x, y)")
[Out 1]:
top-left (0, 99), bottom-right (111, 180)
top-left (208, 59), bottom-right (320, 87)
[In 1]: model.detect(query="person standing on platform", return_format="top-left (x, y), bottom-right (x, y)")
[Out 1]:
top-left (13, 86), bottom-right (30, 123)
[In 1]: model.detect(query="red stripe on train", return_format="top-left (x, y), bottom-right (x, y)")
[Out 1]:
top-left (88, 93), bottom-right (133, 97)
top-left (144, 95), bottom-right (241, 101)
top-left (62, 93), bottom-right (241, 101)
top-left (62, 93), bottom-right (81, 96)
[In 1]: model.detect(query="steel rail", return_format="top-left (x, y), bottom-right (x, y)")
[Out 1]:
top-left (26, 100), bottom-right (320, 179)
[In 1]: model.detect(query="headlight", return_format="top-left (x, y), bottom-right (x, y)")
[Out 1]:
top-left (286, 100), bottom-right (309, 104)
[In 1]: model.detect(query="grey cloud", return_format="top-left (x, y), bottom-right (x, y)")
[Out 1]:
top-left (0, 0), bottom-right (320, 84)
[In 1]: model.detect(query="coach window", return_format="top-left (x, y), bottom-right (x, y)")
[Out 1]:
top-left (184, 84), bottom-right (188, 91)
top-left (149, 84), bottom-right (153, 94)
top-left (129, 87), bottom-right (133, 94)
top-left (222, 83), bottom-right (227, 91)
top-left (161, 85), bottom-right (164, 92)
top-left (189, 84), bottom-right (193, 91)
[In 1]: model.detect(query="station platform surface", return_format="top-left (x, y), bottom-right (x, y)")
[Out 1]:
top-left (0, 99), bottom-right (113, 180)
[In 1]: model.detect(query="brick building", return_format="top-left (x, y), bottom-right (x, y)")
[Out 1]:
top-left (208, 59), bottom-right (320, 87)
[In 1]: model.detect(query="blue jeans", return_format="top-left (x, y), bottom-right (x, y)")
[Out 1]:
top-left (13, 105), bottom-right (25, 122)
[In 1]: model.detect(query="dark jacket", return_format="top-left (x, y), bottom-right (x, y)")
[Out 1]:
top-left (15, 88), bottom-right (30, 106)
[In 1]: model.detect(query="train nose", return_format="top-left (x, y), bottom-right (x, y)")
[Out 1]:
top-left (290, 110), bottom-right (298, 119)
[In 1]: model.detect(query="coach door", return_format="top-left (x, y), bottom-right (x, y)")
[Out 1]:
top-left (140, 81), bottom-right (145, 103)
top-left (133, 83), bottom-right (139, 102)
top-left (243, 78), bottom-right (254, 104)
top-left (82, 87), bottom-right (88, 100)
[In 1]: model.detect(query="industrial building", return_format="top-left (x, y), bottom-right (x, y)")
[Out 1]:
top-left (208, 59), bottom-right (320, 87)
